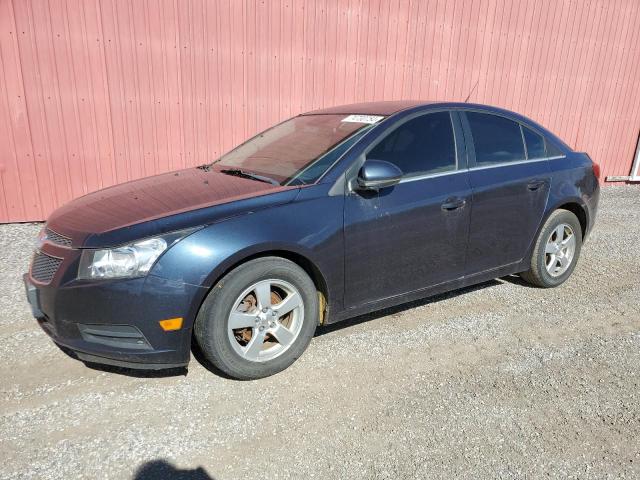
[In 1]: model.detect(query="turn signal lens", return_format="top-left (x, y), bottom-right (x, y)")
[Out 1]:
top-left (159, 317), bottom-right (183, 331)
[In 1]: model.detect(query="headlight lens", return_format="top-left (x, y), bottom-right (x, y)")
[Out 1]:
top-left (78, 238), bottom-right (167, 279)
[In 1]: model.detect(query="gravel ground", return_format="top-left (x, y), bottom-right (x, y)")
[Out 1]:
top-left (1, 186), bottom-right (639, 479)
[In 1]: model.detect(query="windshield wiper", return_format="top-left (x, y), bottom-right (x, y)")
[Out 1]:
top-left (220, 168), bottom-right (280, 185)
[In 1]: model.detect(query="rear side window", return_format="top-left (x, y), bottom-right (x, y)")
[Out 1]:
top-left (466, 112), bottom-right (525, 166)
top-left (367, 111), bottom-right (456, 176)
top-left (522, 126), bottom-right (546, 159)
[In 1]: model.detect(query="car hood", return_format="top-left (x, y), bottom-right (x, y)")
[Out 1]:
top-left (47, 167), bottom-right (299, 248)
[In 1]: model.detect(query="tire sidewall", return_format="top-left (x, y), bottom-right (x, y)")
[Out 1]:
top-left (196, 257), bottom-right (318, 379)
top-left (534, 210), bottom-right (583, 287)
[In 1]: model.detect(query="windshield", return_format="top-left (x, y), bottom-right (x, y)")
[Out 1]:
top-left (213, 114), bottom-right (381, 185)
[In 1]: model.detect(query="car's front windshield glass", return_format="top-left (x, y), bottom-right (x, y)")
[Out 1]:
top-left (213, 114), bottom-right (381, 185)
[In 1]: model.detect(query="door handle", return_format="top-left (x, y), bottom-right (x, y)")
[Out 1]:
top-left (441, 197), bottom-right (466, 211)
top-left (527, 179), bottom-right (547, 191)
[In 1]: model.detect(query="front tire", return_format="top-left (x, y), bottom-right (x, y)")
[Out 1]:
top-left (194, 257), bottom-right (318, 380)
top-left (520, 209), bottom-right (583, 288)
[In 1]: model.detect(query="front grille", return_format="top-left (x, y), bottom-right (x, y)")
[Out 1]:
top-left (45, 228), bottom-right (72, 247)
top-left (31, 251), bottom-right (63, 284)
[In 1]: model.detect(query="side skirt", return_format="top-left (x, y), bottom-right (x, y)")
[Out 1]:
top-left (327, 261), bottom-right (524, 324)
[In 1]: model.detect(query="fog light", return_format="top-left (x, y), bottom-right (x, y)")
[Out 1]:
top-left (159, 317), bottom-right (183, 331)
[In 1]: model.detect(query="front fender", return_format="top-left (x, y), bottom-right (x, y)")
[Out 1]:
top-left (150, 185), bottom-right (345, 312)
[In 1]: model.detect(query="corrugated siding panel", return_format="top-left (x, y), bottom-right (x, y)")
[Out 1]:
top-left (1, 0), bottom-right (639, 222)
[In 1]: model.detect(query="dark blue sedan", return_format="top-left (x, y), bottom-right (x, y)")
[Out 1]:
top-left (24, 101), bottom-right (600, 379)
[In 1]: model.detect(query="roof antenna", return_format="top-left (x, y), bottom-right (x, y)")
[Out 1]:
top-left (464, 79), bottom-right (479, 103)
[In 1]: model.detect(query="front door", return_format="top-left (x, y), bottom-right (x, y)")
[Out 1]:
top-left (344, 111), bottom-right (472, 308)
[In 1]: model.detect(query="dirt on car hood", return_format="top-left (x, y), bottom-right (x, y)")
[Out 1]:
top-left (46, 166), bottom-right (296, 247)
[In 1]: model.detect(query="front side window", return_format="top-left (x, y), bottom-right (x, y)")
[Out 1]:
top-left (522, 125), bottom-right (546, 159)
top-left (466, 112), bottom-right (526, 166)
top-left (367, 111), bottom-right (456, 177)
top-left (214, 114), bottom-right (376, 185)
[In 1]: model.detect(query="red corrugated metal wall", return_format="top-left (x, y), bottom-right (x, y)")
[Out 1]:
top-left (1, 0), bottom-right (639, 222)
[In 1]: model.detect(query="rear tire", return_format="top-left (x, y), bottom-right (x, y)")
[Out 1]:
top-left (194, 257), bottom-right (318, 380)
top-left (520, 209), bottom-right (582, 288)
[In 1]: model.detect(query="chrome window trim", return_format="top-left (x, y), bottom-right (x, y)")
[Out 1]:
top-left (400, 154), bottom-right (567, 180)
top-left (398, 169), bottom-right (463, 184)
top-left (344, 154), bottom-right (569, 191)
top-left (520, 124), bottom-right (529, 159)
top-left (469, 155), bottom-right (566, 172)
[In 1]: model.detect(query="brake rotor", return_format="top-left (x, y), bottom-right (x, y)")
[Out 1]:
top-left (233, 289), bottom-right (292, 346)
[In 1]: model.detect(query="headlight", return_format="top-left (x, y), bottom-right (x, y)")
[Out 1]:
top-left (77, 229), bottom-right (197, 280)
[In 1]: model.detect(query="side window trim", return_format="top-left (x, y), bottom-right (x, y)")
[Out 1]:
top-left (459, 110), bottom-right (477, 168)
top-left (451, 110), bottom-right (468, 171)
top-left (520, 124), bottom-right (530, 160)
top-left (362, 109), bottom-right (460, 181)
top-left (459, 109), bottom-right (567, 170)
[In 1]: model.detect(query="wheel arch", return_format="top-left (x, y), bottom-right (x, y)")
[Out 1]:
top-left (519, 198), bottom-right (588, 272)
top-left (552, 200), bottom-right (588, 239)
top-left (201, 247), bottom-right (332, 324)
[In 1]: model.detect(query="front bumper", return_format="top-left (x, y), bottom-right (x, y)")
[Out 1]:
top-left (24, 272), bottom-right (208, 370)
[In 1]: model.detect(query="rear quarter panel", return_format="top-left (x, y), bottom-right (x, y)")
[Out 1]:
top-left (546, 152), bottom-right (599, 237)
top-left (517, 151), bottom-right (599, 271)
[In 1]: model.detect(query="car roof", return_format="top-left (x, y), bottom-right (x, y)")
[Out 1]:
top-left (302, 100), bottom-right (516, 117)
top-left (303, 100), bottom-right (572, 152)
top-left (302, 100), bottom-right (432, 116)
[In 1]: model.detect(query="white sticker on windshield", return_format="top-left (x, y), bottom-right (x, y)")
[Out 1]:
top-left (341, 114), bottom-right (384, 124)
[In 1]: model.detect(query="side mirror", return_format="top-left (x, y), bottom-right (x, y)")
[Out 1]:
top-left (356, 159), bottom-right (403, 191)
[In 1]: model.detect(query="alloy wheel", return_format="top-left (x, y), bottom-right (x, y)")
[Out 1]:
top-left (544, 223), bottom-right (576, 277)
top-left (226, 279), bottom-right (304, 362)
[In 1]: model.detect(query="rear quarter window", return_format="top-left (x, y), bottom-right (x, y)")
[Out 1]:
top-left (545, 140), bottom-right (565, 157)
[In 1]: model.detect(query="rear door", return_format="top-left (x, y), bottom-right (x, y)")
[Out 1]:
top-left (461, 111), bottom-right (552, 275)
top-left (343, 111), bottom-right (471, 307)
